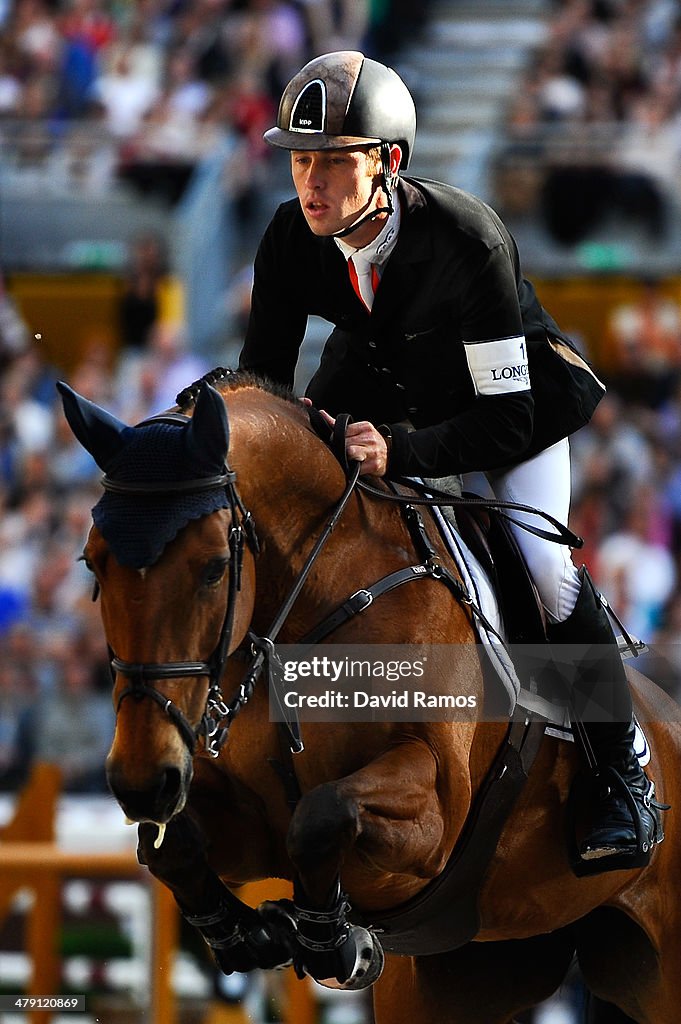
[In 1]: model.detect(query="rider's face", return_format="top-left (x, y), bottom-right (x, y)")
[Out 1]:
top-left (290, 147), bottom-right (385, 246)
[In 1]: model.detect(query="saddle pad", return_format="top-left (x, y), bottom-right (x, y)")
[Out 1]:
top-left (430, 506), bottom-right (571, 728)
top-left (430, 506), bottom-right (518, 712)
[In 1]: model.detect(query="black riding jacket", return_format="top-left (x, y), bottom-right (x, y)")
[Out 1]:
top-left (239, 177), bottom-right (605, 477)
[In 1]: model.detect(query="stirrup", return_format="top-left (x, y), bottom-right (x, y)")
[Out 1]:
top-left (568, 767), bottom-right (667, 878)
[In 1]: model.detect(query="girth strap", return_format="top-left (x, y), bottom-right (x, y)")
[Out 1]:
top-left (353, 715), bottom-right (548, 955)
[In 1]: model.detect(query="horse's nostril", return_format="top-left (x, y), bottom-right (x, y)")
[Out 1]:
top-left (158, 766), bottom-right (183, 805)
top-left (108, 765), bottom-right (186, 822)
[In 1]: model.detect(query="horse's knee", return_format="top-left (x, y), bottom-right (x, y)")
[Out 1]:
top-left (287, 782), bottom-right (360, 870)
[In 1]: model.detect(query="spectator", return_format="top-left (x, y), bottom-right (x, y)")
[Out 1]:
top-left (118, 231), bottom-right (168, 351)
top-left (647, 591), bottom-right (681, 700)
top-left (0, 273), bottom-right (31, 371)
top-left (605, 278), bottom-right (681, 407)
top-left (595, 484), bottom-right (677, 641)
top-left (14, 650), bottom-right (113, 792)
top-left (1, 360), bottom-right (54, 460)
top-left (300, 0), bottom-right (370, 55)
top-left (495, 0), bottom-right (681, 244)
top-left (0, 660), bottom-right (37, 790)
top-left (11, 0), bottom-right (62, 76)
top-left (120, 320), bottom-right (209, 416)
top-left (0, 38), bottom-right (24, 113)
top-left (229, 0), bottom-right (307, 99)
top-left (51, 414), bottom-right (100, 490)
top-left (570, 392), bottom-right (655, 521)
top-left (90, 45), bottom-right (160, 139)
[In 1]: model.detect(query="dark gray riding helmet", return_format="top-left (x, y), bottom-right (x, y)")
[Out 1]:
top-left (264, 50), bottom-right (416, 168)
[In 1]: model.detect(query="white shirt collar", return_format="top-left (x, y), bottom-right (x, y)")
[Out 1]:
top-left (334, 196), bottom-right (401, 268)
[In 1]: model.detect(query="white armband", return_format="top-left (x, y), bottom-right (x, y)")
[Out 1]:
top-left (463, 335), bottom-right (530, 396)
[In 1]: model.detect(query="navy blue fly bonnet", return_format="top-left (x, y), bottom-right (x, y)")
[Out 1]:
top-left (57, 382), bottom-right (232, 569)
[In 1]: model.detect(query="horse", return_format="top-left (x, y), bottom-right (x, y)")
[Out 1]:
top-left (58, 370), bottom-right (681, 1024)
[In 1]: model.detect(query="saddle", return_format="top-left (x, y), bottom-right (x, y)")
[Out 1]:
top-left (454, 494), bottom-right (548, 647)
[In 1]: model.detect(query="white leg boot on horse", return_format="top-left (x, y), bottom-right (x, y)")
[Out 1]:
top-left (547, 567), bottom-right (666, 874)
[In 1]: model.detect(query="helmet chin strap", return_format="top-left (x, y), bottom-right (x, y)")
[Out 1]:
top-left (332, 142), bottom-right (396, 240)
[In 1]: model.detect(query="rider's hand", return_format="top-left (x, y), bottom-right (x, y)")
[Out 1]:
top-left (318, 410), bottom-right (389, 477)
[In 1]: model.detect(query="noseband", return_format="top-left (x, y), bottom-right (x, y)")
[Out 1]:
top-left (105, 413), bottom-right (259, 758)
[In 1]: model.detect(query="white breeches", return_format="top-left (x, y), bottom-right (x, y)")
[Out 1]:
top-left (485, 438), bottom-right (581, 624)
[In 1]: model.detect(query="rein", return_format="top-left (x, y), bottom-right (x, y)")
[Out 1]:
top-left (307, 404), bottom-right (582, 549)
top-left (356, 477), bottom-right (583, 549)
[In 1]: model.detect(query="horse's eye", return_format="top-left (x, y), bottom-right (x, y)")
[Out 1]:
top-left (202, 557), bottom-right (229, 587)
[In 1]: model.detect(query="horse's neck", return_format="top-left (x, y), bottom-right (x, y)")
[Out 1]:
top-left (230, 390), bottom-right (338, 539)
top-left (227, 389), bottom-right (400, 630)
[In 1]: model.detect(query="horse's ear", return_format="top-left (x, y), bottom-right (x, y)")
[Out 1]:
top-left (185, 383), bottom-right (230, 467)
top-left (56, 381), bottom-right (132, 470)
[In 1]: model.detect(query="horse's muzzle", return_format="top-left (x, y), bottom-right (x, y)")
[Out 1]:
top-left (106, 761), bottom-right (190, 824)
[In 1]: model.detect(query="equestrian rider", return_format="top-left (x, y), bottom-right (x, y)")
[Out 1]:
top-left (238, 50), bottom-right (662, 873)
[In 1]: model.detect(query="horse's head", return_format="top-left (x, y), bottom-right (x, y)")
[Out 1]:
top-left (58, 381), bottom-right (257, 825)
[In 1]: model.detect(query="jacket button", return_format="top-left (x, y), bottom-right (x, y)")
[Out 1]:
top-left (408, 407), bottom-right (418, 414)
top-left (369, 341), bottom-right (377, 349)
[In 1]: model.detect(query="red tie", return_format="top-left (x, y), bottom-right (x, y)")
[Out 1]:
top-left (348, 257), bottom-right (380, 312)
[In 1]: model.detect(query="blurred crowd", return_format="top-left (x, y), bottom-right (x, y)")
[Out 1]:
top-left (0, 0), bottom-right (429, 204)
top-left (495, 0), bottom-right (681, 243)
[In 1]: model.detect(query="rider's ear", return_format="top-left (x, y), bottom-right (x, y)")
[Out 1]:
top-left (184, 383), bottom-right (230, 469)
top-left (56, 381), bottom-right (132, 470)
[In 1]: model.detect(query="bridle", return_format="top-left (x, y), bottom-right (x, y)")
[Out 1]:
top-left (103, 410), bottom-right (364, 764)
top-left (105, 412), bottom-right (259, 759)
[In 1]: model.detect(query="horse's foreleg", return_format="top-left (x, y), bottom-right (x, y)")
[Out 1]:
top-left (288, 738), bottom-right (455, 901)
top-left (137, 814), bottom-right (296, 974)
top-left (286, 738), bottom-right (462, 989)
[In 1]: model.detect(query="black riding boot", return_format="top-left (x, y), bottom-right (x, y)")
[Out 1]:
top-left (547, 567), bottom-right (664, 874)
